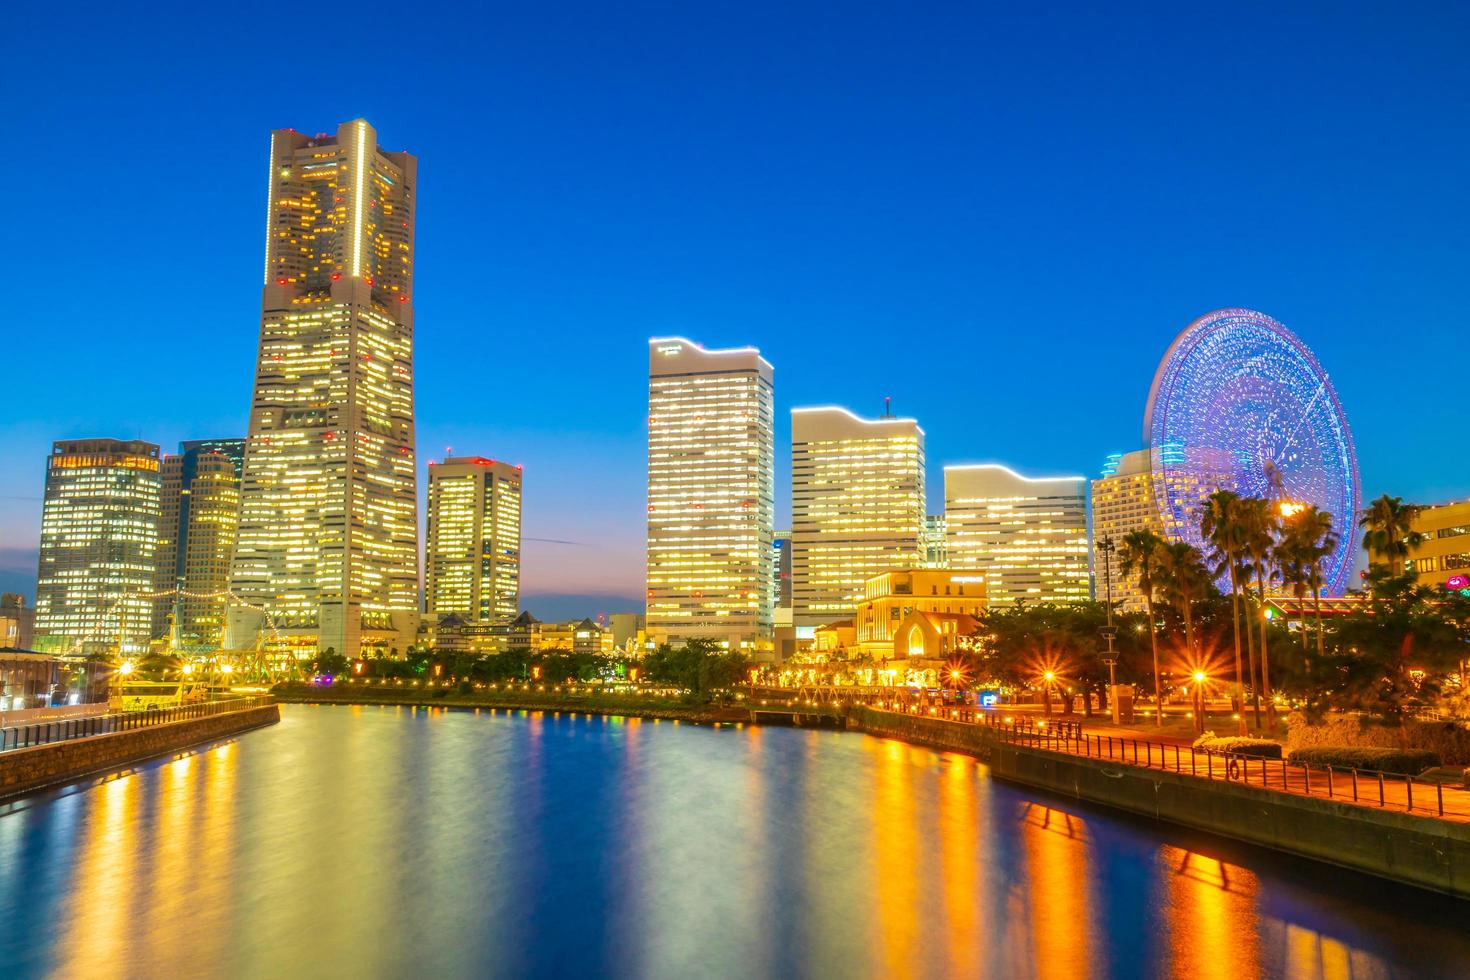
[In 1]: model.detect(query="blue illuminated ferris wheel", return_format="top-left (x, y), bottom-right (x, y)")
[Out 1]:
top-left (1144, 308), bottom-right (1361, 595)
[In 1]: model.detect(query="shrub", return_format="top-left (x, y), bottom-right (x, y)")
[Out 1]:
top-left (1288, 746), bottom-right (1441, 775)
top-left (1194, 735), bottom-right (1282, 759)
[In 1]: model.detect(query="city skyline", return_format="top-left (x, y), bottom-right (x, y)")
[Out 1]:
top-left (7, 4), bottom-right (1470, 609)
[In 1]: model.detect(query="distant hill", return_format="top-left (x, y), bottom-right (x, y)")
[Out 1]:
top-left (521, 592), bottom-right (643, 622)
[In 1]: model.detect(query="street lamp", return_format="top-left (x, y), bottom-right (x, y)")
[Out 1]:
top-left (1192, 669), bottom-right (1207, 733)
top-left (1042, 670), bottom-right (1056, 717)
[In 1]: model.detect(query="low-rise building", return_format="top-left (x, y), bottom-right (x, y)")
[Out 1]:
top-left (0, 595), bottom-right (35, 651)
top-left (1397, 499), bottom-right (1470, 592)
top-left (812, 620), bottom-right (856, 656)
top-left (854, 568), bottom-right (987, 658)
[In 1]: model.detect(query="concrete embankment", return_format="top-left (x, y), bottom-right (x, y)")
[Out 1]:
top-left (847, 706), bottom-right (1470, 900)
top-left (272, 685), bottom-right (749, 724)
top-left (0, 703), bottom-right (280, 802)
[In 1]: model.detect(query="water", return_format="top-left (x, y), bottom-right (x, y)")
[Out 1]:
top-left (0, 705), bottom-right (1466, 979)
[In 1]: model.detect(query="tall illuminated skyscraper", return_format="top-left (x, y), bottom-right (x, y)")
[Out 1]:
top-left (226, 119), bottom-right (419, 658)
top-left (646, 337), bottom-right (774, 650)
top-left (944, 464), bottom-right (1089, 606)
top-left (34, 439), bottom-right (161, 655)
top-left (151, 440), bottom-right (244, 647)
top-left (790, 407), bottom-right (925, 626)
top-left (425, 457), bottom-right (523, 625)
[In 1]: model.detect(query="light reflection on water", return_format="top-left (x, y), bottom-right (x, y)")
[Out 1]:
top-left (0, 704), bottom-right (1465, 978)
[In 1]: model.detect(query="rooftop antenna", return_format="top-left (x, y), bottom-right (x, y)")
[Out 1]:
top-left (883, 396), bottom-right (892, 418)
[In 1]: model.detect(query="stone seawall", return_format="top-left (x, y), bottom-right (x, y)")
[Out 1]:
top-left (0, 704), bottom-right (280, 802)
top-left (847, 705), bottom-right (1470, 899)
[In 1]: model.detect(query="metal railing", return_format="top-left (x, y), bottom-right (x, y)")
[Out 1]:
top-left (0, 696), bottom-right (273, 753)
top-left (854, 700), bottom-right (1470, 821)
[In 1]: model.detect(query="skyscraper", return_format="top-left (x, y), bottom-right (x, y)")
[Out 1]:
top-left (790, 407), bottom-right (925, 627)
top-left (646, 337), bottom-right (774, 651)
top-left (1090, 448), bottom-right (1158, 611)
top-left (226, 120), bottom-right (419, 658)
top-left (425, 456), bottom-right (523, 625)
top-left (34, 439), bottom-right (161, 655)
top-left (151, 440), bottom-right (245, 647)
top-left (944, 464), bottom-right (1089, 606)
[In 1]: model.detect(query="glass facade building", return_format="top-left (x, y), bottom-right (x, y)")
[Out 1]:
top-left (152, 439), bottom-right (244, 648)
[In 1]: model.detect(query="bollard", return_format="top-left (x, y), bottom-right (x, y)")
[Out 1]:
top-left (1438, 781), bottom-right (1444, 817)
top-left (1407, 776), bottom-right (1414, 813)
top-left (1379, 771), bottom-right (1386, 806)
top-left (1352, 768), bottom-right (1359, 802)
top-left (1327, 766), bottom-right (1334, 798)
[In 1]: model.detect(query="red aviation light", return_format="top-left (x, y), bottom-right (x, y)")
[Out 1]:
top-left (647, 505), bottom-right (656, 512)
top-left (363, 276), bottom-right (374, 286)
top-left (646, 590), bottom-right (655, 598)
top-left (398, 294), bottom-right (408, 303)
top-left (331, 272), bottom-right (342, 281)
top-left (276, 277), bottom-right (288, 285)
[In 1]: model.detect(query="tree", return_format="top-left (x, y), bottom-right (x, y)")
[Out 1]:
top-left (1201, 489), bottom-right (1251, 734)
top-left (1277, 505), bottom-right (1339, 669)
top-left (1155, 540), bottom-right (1212, 670)
top-left (642, 639), bottom-right (749, 701)
top-left (1360, 494), bottom-right (1424, 574)
top-left (1242, 497), bottom-right (1281, 729)
top-left (1329, 571), bottom-right (1465, 723)
top-left (1119, 529), bottom-right (1166, 726)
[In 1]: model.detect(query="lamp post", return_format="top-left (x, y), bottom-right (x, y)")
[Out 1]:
top-left (1097, 536), bottom-right (1121, 722)
top-left (1042, 670), bottom-right (1055, 717)
top-left (1192, 670), bottom-right (1207, 734)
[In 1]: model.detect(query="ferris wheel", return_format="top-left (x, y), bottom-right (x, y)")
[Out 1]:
top-left (1143, 308), bottom-right (1361, 594)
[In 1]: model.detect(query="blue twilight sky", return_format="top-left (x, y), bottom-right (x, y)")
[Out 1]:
top-left (3, 1), bottom-right (1468, 606)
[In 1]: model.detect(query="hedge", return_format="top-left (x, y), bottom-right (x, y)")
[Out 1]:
top-left (1193, 736), bottom-right (1283, 759)
top-left (1288, 746), bottom-right (1441, 775)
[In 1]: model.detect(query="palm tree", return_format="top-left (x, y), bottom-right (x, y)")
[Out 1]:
top-left (1156, 540), bottom-right (1211, 668)
top-left (1277, 505), bottom-right (1339, 669)
top-left (1201, 489), bottom-right (1251, 735)
top-left (1242, 498), bottom-right (1281, 730)
top-left (1359, 494), bottom-right (1424, 574)
top-left (1119, 529), bottom-right (1166, 727)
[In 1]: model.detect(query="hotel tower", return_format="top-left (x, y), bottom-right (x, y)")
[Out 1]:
top-left (944, 464), bottom-right (1089, 606)
top-left (790, 407), bottom-right (925, 627)
top-left (646, 337), bottom-right (775, 651)
top-left (226, 120), bottom-right (420, 658)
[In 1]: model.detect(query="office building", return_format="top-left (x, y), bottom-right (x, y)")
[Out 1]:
top-left (791, 407), bottom-right (925, 628)
top-left (646, 337), bottom-right (774, 650)
top-left (944, 464), bottom-right (1089, 606)
top-left (425, 456), bottom-right (523, 625)
top-left (34, 439), bottom-right (161, 655)
top-left (1089, 449), bottom-right (1159, 611)
top-left (227, 120), bottom-right (420, 658)
top-left (1396, 499), bottom-right (1470, 591)
top-left (152, 439), bottom-right (244, 647)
